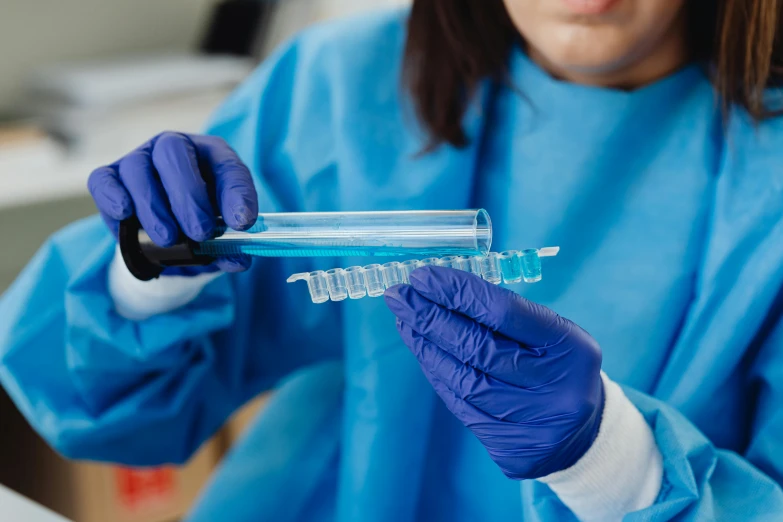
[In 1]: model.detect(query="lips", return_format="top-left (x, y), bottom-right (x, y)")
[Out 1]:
top-left (560, 0), bottom-right (620, 15)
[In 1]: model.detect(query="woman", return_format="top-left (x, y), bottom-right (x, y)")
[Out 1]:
top-left (2, 1), bottom-right (782, 520)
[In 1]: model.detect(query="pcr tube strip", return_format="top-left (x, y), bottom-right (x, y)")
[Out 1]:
top-left (287, 247), bottom-right (559, 304)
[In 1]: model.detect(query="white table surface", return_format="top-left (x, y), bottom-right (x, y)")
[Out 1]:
top-left (0, 91), bottom-right (227, 210)
top-left (0, 484), bottom-right (71, 522)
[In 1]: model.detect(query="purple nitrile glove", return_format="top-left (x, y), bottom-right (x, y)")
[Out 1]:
top-left (87, 132), bottom-right (259, 276)
top-left (384, 266), bottom-right (605, 480)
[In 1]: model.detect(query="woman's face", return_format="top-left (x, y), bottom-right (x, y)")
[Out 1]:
top-left (503, 0), bottom-right (689, 87)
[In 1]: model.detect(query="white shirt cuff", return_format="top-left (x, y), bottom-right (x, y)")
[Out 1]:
top-left (108, 245), bottom-right (223, 321)
top-left (538, 372), bottom-right (663, 522)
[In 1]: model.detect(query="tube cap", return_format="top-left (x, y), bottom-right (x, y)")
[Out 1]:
top-left (118, 217), bottom-right (214, 281)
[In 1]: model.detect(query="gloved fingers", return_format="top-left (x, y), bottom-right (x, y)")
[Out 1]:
top-left (97, 211), bottom-right (121, 239)
top-left (151, 132), bottom-right (216, 242)
top-left (386, 285), bottom-right (550, 387)
top-left (397, 320), bottom-right (552, 423)
top-left (160, 254), bottom-right (251, 276)
top-left (87, 165), bottom-right (134, 223)
top-left (409, 266), bottom-right (573, 347)
top-left (214, 254), bottom-right (253, 273)
top-left (118, 149), bottom-right (180, 247)
top-left (386, 284), bottom-right (492, 359)
top-left (194, 135), bottom-right (259, 231)
top-left (161, 265), bottom-right (221, 276)
top-left (398, 321), bottom-right (497, 428)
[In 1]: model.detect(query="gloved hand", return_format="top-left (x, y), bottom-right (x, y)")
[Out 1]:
top-left (384, 267), bottom-right (604, 480)
top-left (87, 132), bottom-right (259, 276)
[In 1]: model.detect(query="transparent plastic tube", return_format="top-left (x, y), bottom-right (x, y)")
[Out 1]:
top-left (196, 210), bottom-right (491, 258)
top-left (325, 269), bottom-right (348, 301)
top-left (120, 209), bottom-right (493, 281)
top-left (520, 249), bottom-right (543, 283)
top-left (479, 253), bottom-right (502, 285)
top-left (382, 262), bottom-right (404, 287)
top-left (344, 266), bottom-right (368, 299)
top-left (436, 256), bottom-right (462, 269)
top-left (400, 259), bottom-right (421, 284)
top-left (498, 250), bottom-right (523, 284)
top-left (288, 270), bottom-right (330, 304)
top-left (458, 256), bottom-right (482, 275)
top-left (363, 264), bottom-right (386, 297)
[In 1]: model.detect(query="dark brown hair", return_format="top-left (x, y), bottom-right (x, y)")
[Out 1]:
top-left (403, 0), bottom-right (783, 149)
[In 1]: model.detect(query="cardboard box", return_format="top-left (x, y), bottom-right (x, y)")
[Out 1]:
top-left (20, 438), bottom-right (220, 522)
top-left (56, 440), bottom-right (219, 522)
top-left (224, 393), bottom-right (272, 446)
top-left (0, 388), bottom-right (220, 522)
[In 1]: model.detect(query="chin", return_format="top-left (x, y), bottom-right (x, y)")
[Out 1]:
top-left (532, 27), bottom-right (638, 76)
top-left (540, 48), bottom-right (633, 76)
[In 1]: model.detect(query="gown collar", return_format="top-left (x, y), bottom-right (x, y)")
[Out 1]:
top-left (506, 45), bottom-right (707, 107)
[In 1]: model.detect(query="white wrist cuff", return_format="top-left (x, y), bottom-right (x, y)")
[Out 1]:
top-left (108, 245), bottom-right (223, 321)
top-left (538, 372), bottom-right (663, 522)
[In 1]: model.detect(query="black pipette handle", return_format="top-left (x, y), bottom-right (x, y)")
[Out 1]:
top-left (118, 217), bottom-right (215, 281)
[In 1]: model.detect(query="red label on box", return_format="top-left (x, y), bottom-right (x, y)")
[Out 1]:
top-left (114, 467), bottom-right (177, 511)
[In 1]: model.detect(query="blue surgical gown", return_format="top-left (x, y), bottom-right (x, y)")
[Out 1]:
top-left (2, 9), bottom-right (783, 521)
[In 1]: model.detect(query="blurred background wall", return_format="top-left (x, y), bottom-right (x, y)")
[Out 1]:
top-left (0, 0), bottom-right (410, 118)
top-left (0, 0), bottom-right (215, 117)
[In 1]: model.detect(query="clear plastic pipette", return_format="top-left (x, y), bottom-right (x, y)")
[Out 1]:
top-left (119, 209), bottom-right (492, 281)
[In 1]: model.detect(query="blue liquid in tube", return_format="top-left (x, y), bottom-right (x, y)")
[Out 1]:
top-left (193, 210), bottom-right (492, 258)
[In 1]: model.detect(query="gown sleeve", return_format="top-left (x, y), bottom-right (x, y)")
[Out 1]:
top-left (527, 98), bottom-right (783, 521)
top-left (525, 250), bottom-right (783, 522)
top-left (0, 27), bottom-right (347, 467)
top-left (623, 365), bottom-right (783, 521)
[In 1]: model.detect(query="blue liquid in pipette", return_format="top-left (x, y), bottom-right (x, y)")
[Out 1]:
top-left (194, 240), bottom-right (476, 258)
top-left (193, 222), bottom-right (485, 258)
